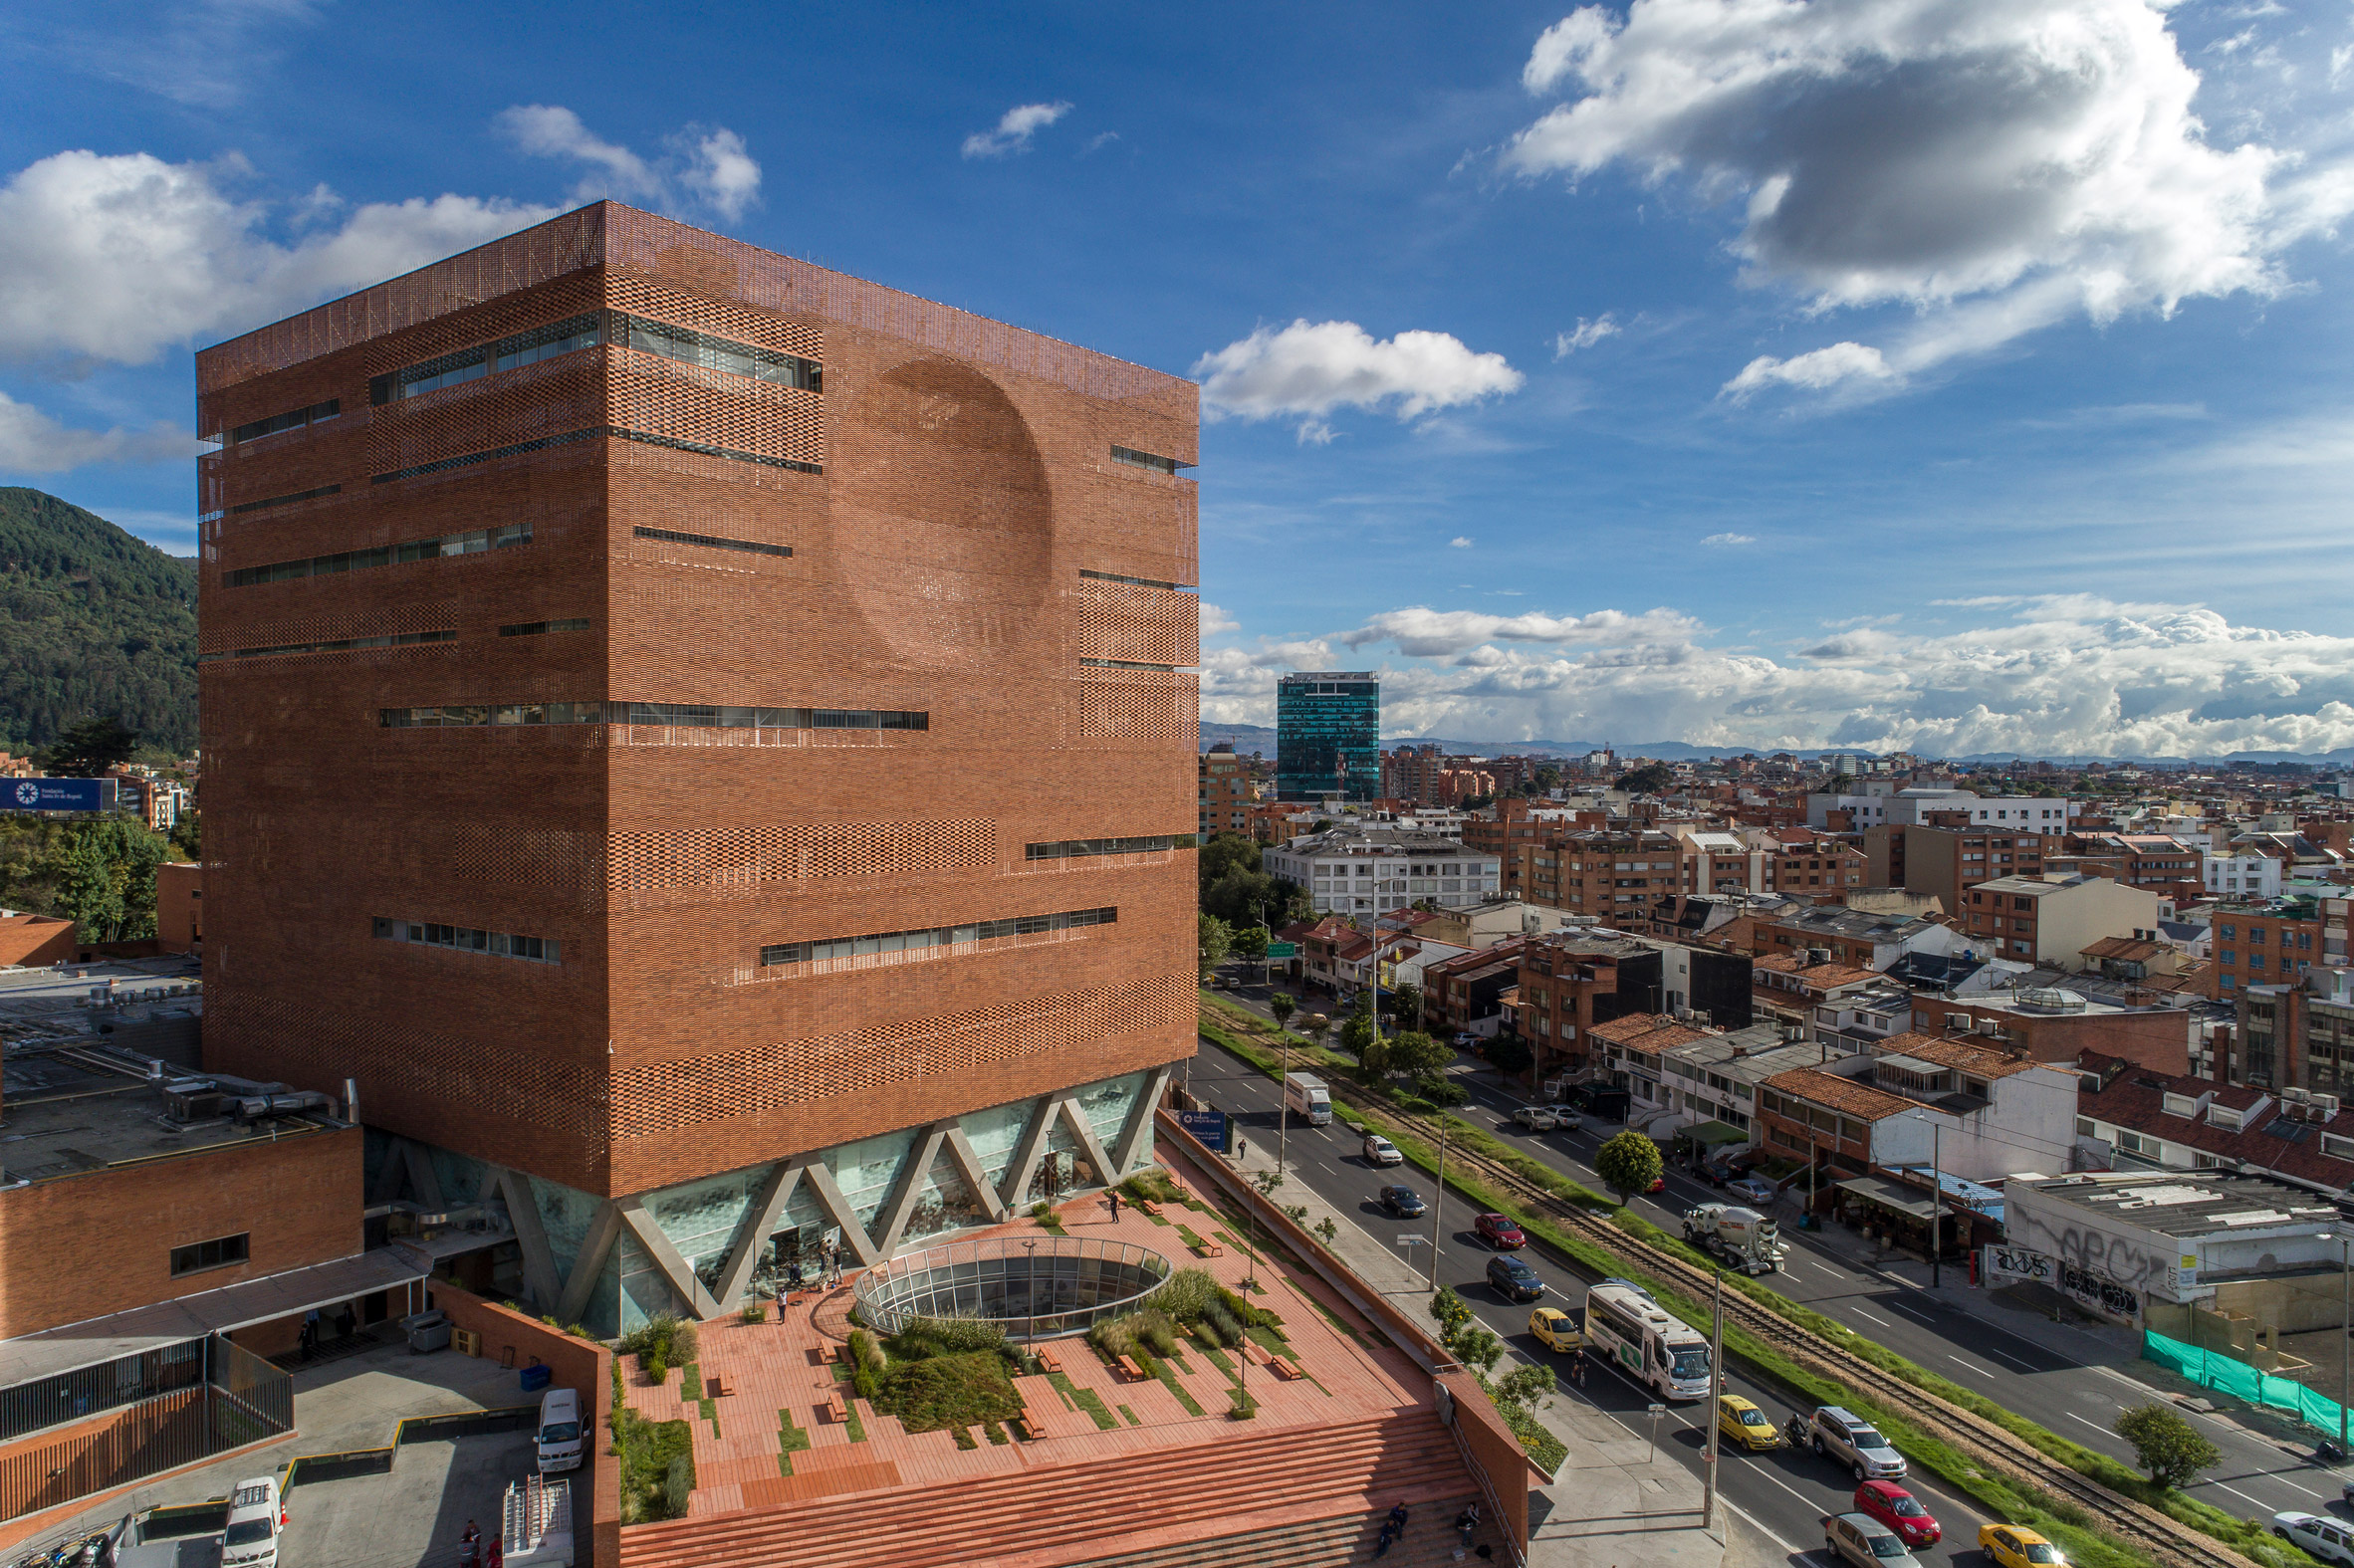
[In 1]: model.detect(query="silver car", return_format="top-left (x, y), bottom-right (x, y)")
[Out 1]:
top-left (1812, 1406), bottom-right (1906, 1481)
top-left (1825, 1512), bottom-right (1920, 1568)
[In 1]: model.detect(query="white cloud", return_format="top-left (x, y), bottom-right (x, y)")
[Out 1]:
top-left (1509, 0), bottom-right (2351, 397)
top-left (1339, 605), bottom-right (1703, 658)
top-left (1450, 537), bottom-right (1474, 549)
top-left (1700, 532), bottom-right (1755, 546)
top-left (1723, 341), bottom-right (1895, 400)
top-left (0, 150), bottom-right (555, 366)
top-left (0, 392), bottom-right (198, 473)
top-left (498, 107), bottom-right (762, 222)
top-left (1552, 315), bottom-right (1619, 356)
top-left (1193, 320), bottom-right (1524, 439)
top-left (1199, 601), bottom-right (1241, 638)
top-left (962, 102), bottom-right (1074, 159)
top-left (1201, 593), bottom-right (2354, 757)
top-left (681, 128), bottom-right (762, 221)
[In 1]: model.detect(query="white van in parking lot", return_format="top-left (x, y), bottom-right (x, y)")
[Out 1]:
top-left (537, 1386), bottom-right (585, 1473)
top-left (222, 1475), bottom-right (283, 1568)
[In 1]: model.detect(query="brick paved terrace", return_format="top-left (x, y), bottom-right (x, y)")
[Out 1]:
top-left (615, 1147), bottom-right (1495, 1568)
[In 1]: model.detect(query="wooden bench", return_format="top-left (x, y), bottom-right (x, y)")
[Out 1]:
top-left (1135, 1199), bottom-right (1162, 1218)
top-left (1035, 1347), bottom-right (1063, 1376)
top-left (1191, 1240), bottom-right (1225, 1258)
top-left (1270, 1357), bottom-right (1303, 1382)
top-left (821, 1340), bottom-right (843, 1364)
top-left (703, 1374), bottom-right (729, 1399)
top-left (1241, 1340), bottom-right (1273, 1367)
top-left (1011, 1414), bottom-right (1041, 1441)
top-left (824, 1391), bottom-right (848, 1424)
top-left (1117, 1355), bottom-right (1149, 1382)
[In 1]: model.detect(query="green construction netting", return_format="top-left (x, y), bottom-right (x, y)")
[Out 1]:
top-left (2143, 1330), bottom-right (2348, 1435)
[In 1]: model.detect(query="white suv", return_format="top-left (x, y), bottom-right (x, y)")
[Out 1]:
top-left (222, 1475), bottom-right (283, 1568)
top-left (1811, 1406), bottom-right (1906, 1480)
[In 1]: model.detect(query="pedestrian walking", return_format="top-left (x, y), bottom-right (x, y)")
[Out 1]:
top-left (459, 1519), bottom-right (482, 1568)
top-left (1571, 1353), bottom-right (1586, 1391)
top-left (1107, 1190), bottom-right (1122, 1223)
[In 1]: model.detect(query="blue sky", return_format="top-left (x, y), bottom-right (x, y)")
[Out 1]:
top-left (6, 0), bottom-right (2354, 758)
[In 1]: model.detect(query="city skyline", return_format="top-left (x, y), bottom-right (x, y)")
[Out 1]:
top-left (6, 2), bottom-right (2354, 758)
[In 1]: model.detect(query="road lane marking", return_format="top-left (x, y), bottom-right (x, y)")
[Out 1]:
top-left (1984, 1344), bottom-right (2039, 1373)
top-left (2275, 1477), bottom-right (2326, 1499)
top-left (2063, 1414), bottom-right (2114, 1439)
top-left (1948, 1356), bottom-right (1992, 1379)
top-left (1723, 1497), bottom-right (1800, 1556)
top-left (1885, 1301), bottom-right (1939, 1325)
top-left (2209, 1480), bottom-right (2270, 1509)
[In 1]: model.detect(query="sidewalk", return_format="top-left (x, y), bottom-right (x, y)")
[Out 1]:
top-left (1221, 1132), bottom-right (1784, 1568)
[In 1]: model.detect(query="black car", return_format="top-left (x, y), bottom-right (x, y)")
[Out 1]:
top-left (1379, 1185), bottom-right (1428, 1218)
top-left (1487, 1255), bottom-right (1545, 1302)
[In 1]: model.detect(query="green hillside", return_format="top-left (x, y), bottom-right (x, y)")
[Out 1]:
top-left (0, 487), bottom-right (197, 757)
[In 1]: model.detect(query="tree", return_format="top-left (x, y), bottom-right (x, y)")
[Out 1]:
top-left (1231, 923), bottom-right (1270, 961)
top-left (1337, 1009), bottom-right (1376, 1060)
top-left (1385, 1029), bottom-right (1450, 1080)
top-left (168, 810), bottom-right (200, 863)
top-left (1203, 866), bottom-right (1281, 927)
top-left (1429, 1286), bottom-right (1474, 1342)
top-left (1198, 830), bottom-right (1262, 890)
top-left (1197, 913), bottom-right (1233, 979)
top-left (44, 716), bottom-right (140, 778)
top-left (1485, 1035), bottom-right (1534, 1076)
top-left (1269, 993), bottom-right (1296, 1032)
top-left (57, 828), bottom-right (124, 941)
top-left (52, 816), bottom-right (170, 942)
top-left (1614, 762), bottom-right (1675, 795)
top-left (1595, 1129), bottom-right (1664, 1206)
top-left (1355, 1035), bottom-right (1394, 1083)
top-left (1485, 1362), bottom-right (1557, 1417)
top-left (2115, 1404), bottom-right (2220, 1488)
top-left (1388, 982), bottom-right (1425, 1028)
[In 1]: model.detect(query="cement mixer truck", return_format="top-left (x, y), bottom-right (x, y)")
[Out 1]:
top-left (1682, 1203), bottom-right (1785, 1275)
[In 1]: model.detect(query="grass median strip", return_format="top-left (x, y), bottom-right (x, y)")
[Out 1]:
top-left (1196, 995), bottom-right (2308, 1568)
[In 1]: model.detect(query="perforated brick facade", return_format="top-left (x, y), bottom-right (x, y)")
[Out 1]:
top-left (194, 203), bottom-right (1199, 1203)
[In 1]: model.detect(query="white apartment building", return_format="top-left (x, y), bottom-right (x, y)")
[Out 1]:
top-left (1265, 830), bottom-right (1503, 916)
top-left (2205, 850), bottom-right (2283, 901)
top-left (1808, 786), bottom-right (2077, 833)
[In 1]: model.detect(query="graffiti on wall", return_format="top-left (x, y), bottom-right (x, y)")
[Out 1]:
top-left (1984, 1242), bottom-right (2142, 1321)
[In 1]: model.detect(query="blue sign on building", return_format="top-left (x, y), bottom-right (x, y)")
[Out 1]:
top-left (1175, 1109), bottom-right (1229, 1152)
top-left (5, 778), bottom-right (106, 812)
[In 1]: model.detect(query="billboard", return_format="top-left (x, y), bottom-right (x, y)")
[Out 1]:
top-left (1174, 1109), bottom-right (1230, 1152)
top-left (6, 778), bottom-right (109, 812)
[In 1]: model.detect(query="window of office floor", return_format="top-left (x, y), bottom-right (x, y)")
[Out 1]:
top-left (617, 313), bottom-right (821, 389)
top-left (371, 917), bottom-right (559, 964)
top-left (1025, 835), bottom-right (1196, 859)
top-left (759, 907), bottom-right (1115, 967)
top-left (170, 1232), bottom-right (250, 1276)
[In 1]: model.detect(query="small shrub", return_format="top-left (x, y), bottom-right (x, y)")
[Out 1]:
top-left (901, 1316), bottom-right (1009, 1356)
top-left (644, 1350), bottom-right (668, 1385)
top-left (668, 1318), bottom-right (699, 1366)
top-left (661, 1454), bottom-right (692, 1516)
top-left (740, 1301), bottom-right (767, 1324)
top-left (1410, 1073), bottom-right (1467, 1107)
top-left (1134, 1311), bottom-right (1180, 1358)
top-left (1229, 1386), bottom-right (1259, 1420)
top-left (847, 1329), bottom-right (884, 1402)
top-left (1199, 1305), bottom-right (1241, 1348)
top-left (871, 1352), bottom-right (1024, 1435)
top-left (1145, 1267), bottom-right (1222, 1324)
top-left (1118, 1170), bottom-right (1181, 1204)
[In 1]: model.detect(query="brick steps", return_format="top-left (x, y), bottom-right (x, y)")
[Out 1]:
top-left (1062, 1492), bottom-right (1494, 1568)
top-left (618, 1415), bottom-right (1478, 1568)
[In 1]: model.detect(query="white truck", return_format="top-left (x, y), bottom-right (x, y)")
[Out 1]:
top-left (1283, 1071), bottom-right (1332, 1126)
top-left (1682, 1203), bottom-right (1785, 1274)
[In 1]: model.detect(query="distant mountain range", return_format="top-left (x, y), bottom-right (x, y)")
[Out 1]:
top-left (1198, 720), bottom-right (2351, 770)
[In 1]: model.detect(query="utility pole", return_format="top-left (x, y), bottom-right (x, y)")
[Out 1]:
top-left (1703, 1268), bottom-right (1726, 1532)
top-left (1428, 1118), bottom-right (1448, 1292)
top-left (1925, 1113), bottom-right (1945, 1289)
top-left (2341, 1232), bottom-right (2349, 1456)
top-left (1279, 1021), bottom-right (1293, 1191)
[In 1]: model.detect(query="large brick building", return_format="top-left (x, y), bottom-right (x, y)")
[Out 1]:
top-left (193, 204), bottom-right (1198, 1334)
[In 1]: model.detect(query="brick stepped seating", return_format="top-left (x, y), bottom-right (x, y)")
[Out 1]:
top-left (1063, 1492), bottom-right (1494, 1568)
top-left (618, 1415), bottom-right (1476, 1568)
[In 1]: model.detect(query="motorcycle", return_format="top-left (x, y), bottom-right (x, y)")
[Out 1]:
top-left (2314, 1440), bottom-right (2346, 1466)
top-left (1785, 1415), bottom-right (1809, 1449)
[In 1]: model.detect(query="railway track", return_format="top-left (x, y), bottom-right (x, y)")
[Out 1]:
top-left (1302, 1070), bottom-right (2254, 1568)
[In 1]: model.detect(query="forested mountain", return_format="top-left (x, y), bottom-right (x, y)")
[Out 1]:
top-left (0, 488), bottom-right (197, 757)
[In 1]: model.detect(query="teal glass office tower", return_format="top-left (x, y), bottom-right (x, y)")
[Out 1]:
top-left (1277, 671), bottom-right (1379, 801)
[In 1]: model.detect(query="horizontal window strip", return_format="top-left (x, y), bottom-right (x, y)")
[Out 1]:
top-left (1079, 568), bottom-right (1195, 591)
top-left (229, 398), bottom-right (339, 445)
top-left (378, 702), bottom-right (927, 731)
top-left (228, 484), bottom-right (343, 516)
top-left (371, 316), bottom-right (602, 404)
top-left (1080, 657), bottom-right (1189, 672)
top-left (368, 312), bottom-right (821, 406)
top-left (631, 526), bottom-right (793, 559)
top-left (225, 523), bottom-right (531, 588)
top-left (371, 427), bottom-right (821, 486)
top-left (1027, 835), bottom-right (1197, 860)
top-left (371, 428), bottom-right (596, 484)
top-left (761, 906), bottom-right (1116, 968)
top-left (199, 630), bottom-right (454, 664)
top-left (1109, 445), bottom-right (1191, 475)
top-left (372, 917), bottom-right (559, 965)
top-left (616, 312), bottom-right (821, 390)
top-left (498, 619), bottom-right (590, 637)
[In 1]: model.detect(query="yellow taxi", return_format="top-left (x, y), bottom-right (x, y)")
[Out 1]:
top-left (1980, 1524), bottom-right (2065, 1568)
top-left (1716, 1395), bottom-right (1782, 1452)
top-left (1529, 1306), bottom-right (1582, 1353)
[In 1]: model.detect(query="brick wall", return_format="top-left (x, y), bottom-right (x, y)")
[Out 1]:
top-left (0, 914), bottom-right (74, 969)
top-left (0, 1124), bottom-right (360, 1338)
top-left (195, 203), bottom-right (1198, 1203)
top-left (156, 862), bottom-right (201, 952)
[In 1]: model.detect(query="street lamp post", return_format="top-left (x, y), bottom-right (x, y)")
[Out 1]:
top-left (1024, 1239), bottom-right (1039, 1347)
top-left (1428, 1117), bottom-right (1448, 1292)
top-left (1912, 1109), bottom-right (1946, 1289)
top-left (1703, 1268), bottom-right (1726, 1532)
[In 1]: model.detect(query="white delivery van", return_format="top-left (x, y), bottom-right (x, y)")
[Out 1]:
top-left (1283, 1072), bottom-right (1332, 1126)
top-left (221, 1476), bottom-right (282, 1568)
top-left (536, 1386), bottom-right (585, 1473)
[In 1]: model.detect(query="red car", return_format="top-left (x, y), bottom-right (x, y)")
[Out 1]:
top-left (1475, 1213), bottom-right (1527, 1248)
top-left (1648, 1175), bottom-right (1667, 1193)
top-left (1852, 1480), bottom-right (1940, 1548)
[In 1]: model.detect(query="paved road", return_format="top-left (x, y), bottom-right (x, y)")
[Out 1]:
top-left (1199, 980), bottom-right (2354, 1532)
top-left (1190, 1040), bottom-right (1992, 1563)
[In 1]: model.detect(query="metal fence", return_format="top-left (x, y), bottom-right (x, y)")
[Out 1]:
top-left (0, 1337), bottom-right (296, 1523)
top-left (852, 1236), bottom-right (1174, 1340)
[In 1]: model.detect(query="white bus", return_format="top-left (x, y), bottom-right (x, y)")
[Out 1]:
top-left (1582, 1282), bottom-right (1713, 1401)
